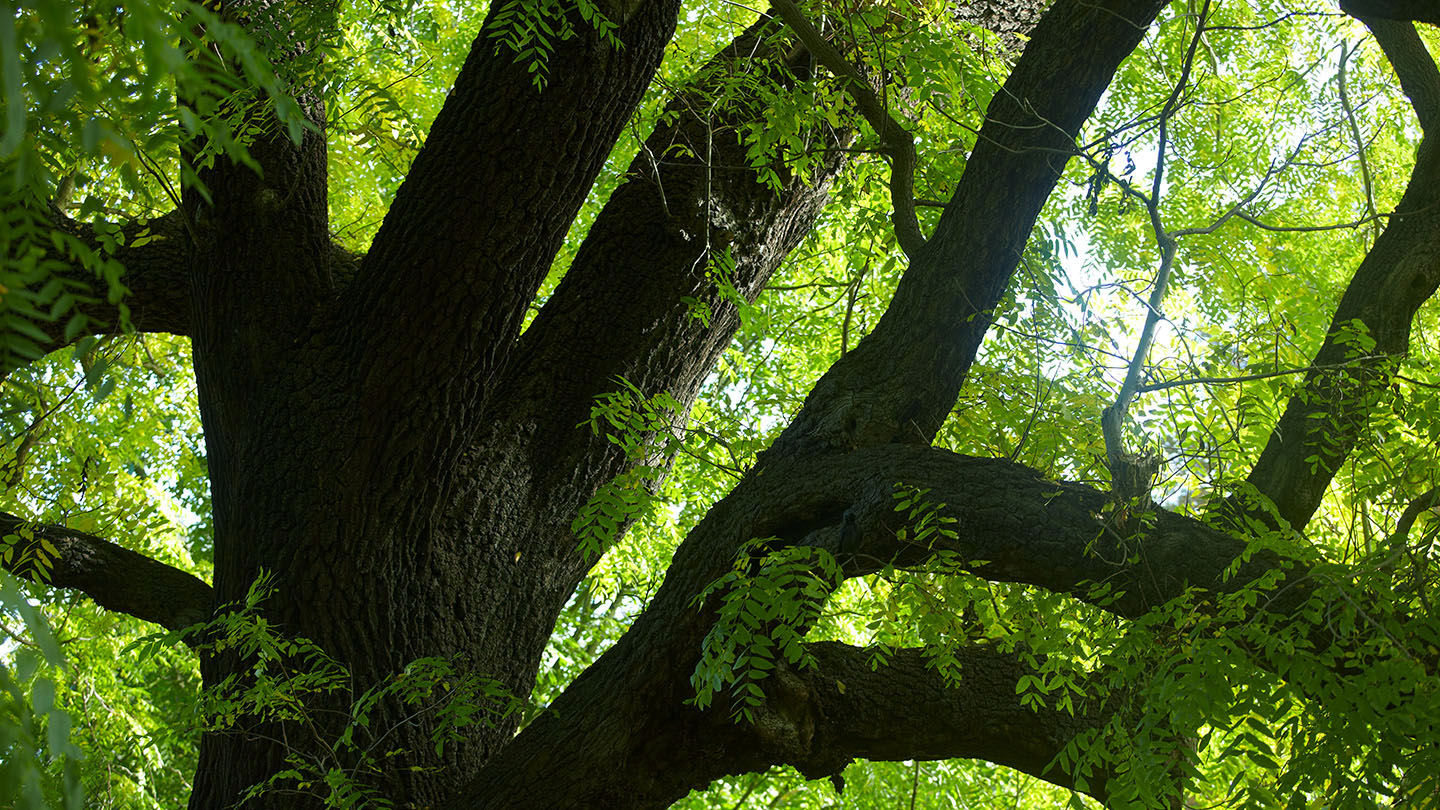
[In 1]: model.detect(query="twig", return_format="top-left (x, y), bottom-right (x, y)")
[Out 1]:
top-left (1135, 355), bottom-right (1390, 393)
top-left (1203, 9), bottom-right (1333, 32)
top-left (909, 759), bottom-right (921, 810)
top-left (1338, 40), bottom-right (1382, 242)
top-left (840, 257), bottom-right (868, 356)
top-left (727, 771), bottom-right (768, 810)
top-left (1235, 209), bottom-right (1390, 232)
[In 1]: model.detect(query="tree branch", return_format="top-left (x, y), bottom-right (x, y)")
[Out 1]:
top-left (786, 642), bottom-right (1118, 795)
top-left (1387, 485), bottom-right (1440, 549)
top-left (768, 0), bottom-right (926, 257)
top-left (1364, 17), bottom-right (1440, 134)
top-left (1233, 124), bottom-right (1440, 531)
top-left (3, 209), bottom-right (192, 372)
top-left (491, 18), bottom-right (854, 589)
top-left (0, 511), bottom-right (214, 633)
top-left (769, 0), bottom-right (1170, 454)
top-left (1340, 0), bottom-right (1440, 26)
top-left (1339, 38), bottom-right (1382, 242)
top-left (1100, 0), bottom-right (1211, 503)
top-left (1134, 356), bottom-right (1389, 393)
top-left (733, 446), bottom-right (1303, 620)
top-left (447, 640), bottom-right (1120, 810)
top-left (445, 439), bottom-right (1332, 809)
top-left (340, 0), bottom-right (684, 420)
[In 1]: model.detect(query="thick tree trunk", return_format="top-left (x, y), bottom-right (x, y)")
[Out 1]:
top-left (180, 4), bottom-right (851, 807)
top-left (179, 2), bottom-right (676, 805)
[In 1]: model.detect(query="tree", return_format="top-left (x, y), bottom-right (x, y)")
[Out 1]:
top-left (3, 0), bottom-right (1440, 806)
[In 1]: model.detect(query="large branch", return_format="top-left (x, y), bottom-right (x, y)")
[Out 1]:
top-left (657, 444), bottom-right (1304, 624)
top-left (769, 446), bottom-right (1306, 619)
top-left (771, 0), bottom-right (1169, 454)
top-left (1340, 0), bottom-right (1440, 25)
top-left (1235, 117), bottom-right (1440, 531)
top-left (781, 642), bottom-right (1119, 795)
top-left (2, 209), bottom-right (191, 374)
top-left (1364, 18), bottom-right (1440, 132)
top-left (448, 438), bottom-right (1320, 808)
top-left (491, 19), bottom-right (853, 587)
top-left (339, 0), bottom-right (683, 420)
top-left (0, 511), bottom-right (214, 632)
top-left (449, 641), bottom-right (1117, 810)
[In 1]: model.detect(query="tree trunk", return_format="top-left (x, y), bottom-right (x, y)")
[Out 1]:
top-left (179, 3), bottom-right (854, 806)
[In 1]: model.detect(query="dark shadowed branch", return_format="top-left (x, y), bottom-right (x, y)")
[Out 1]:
top-left (11, 209), bottom-right (192, 355)
top-left (446, 432), bottom-right (1329, 808)
top-left (0, 510), bottom-right (213, 633)
top-left (343, 0), bottom-right (684, 420)
top-left (1341, 0), bottom-right (1440, 26)
top-left (496, 641), bottom-right (1120, 810)
top-left (495, 18), bottom-right (854, 589)
top-left (771, 0), bottom-right (1170, 454)
top-left (1364, 18), bottom-right (1440, 133)
top-left (1387, 485), bottom-right (1440, 549)
top-left (707, 445), bottom-right (1304, 621)
top-left (784, 642), bottom-right (1119, 795)
top-left (1233, 123), bottom-right (1440, 531)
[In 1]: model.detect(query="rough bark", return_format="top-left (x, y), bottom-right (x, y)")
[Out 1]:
top-left (176, 4), bottom-right (858, 808)
top-left (791, 642), bottom-right (1119, 795)
top-left (492, 18), bottom-right (853, 593)
top-left (173, 0), bottom-right (691, 800)
top-left (338, 0), bottom-right (682, 425)
top-left (41, 210), bottom-right (193, 340)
